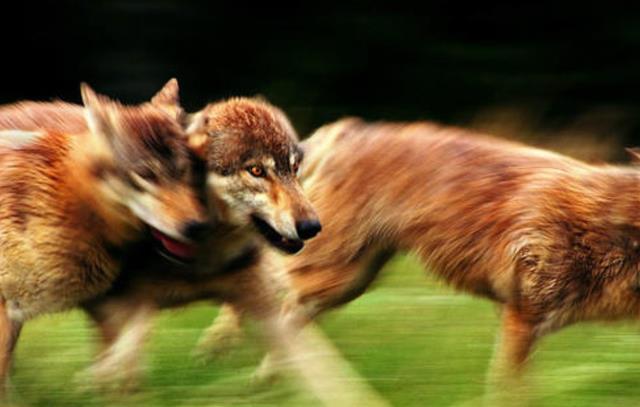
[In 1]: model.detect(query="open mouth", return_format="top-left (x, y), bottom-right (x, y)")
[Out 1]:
top-left (251, 215), bottom-right (304, 254)
top-left (150, 227), bottom-right (198, 264)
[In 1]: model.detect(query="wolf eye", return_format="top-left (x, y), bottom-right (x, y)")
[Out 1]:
top-left (130, 168), bottom-right (159, 189)
top-left (128, 170), bottom-right (159, 193)
top-left (292, 161), bottom-right (300, 174)
top-left (247, 165), bottom-right (265, 178)
top-left (137, 168), bottom-right (159, 183)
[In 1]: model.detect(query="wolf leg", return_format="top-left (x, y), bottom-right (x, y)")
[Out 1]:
top-left (230, 276), bottom-right (389, 406)
top-left (0, 299), bottom-right (21, 397)
top-left (192, 303), bottom-right (245, 363)
top-left (485, 305), bottom-right (538, 406)
top-left (84, 305), bottom-right (121, 356)
top-left (79, 302), bottom-right (156, 393)
top-left (252, 249), bottom-right (394, 383)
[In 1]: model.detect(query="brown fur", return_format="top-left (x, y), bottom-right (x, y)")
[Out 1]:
top-left (206, 118), bottom-right (640, 392)
top-left (191, 98), bottom-right (300, 174)
top-left (0, 84), bottom-right (208, 392)
top-left (289, 119), bottom-right (640, 330)
top-left (0, 87), bottom-right (327, 394)
top-left (0, 84), bottom-right (209, 244)
top-left (78, 95), bottom-right (319, 388)
top-left (0, 101), bottom-right (86, 134)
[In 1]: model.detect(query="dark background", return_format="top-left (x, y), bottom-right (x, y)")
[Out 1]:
top-left (3, 1), bottom-right (640, 149)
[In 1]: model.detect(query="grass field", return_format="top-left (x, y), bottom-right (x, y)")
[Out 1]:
top-left (9, 254), bottom-right (640, 406)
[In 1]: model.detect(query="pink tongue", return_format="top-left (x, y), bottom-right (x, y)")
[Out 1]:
top-left (152, 230), bottom-right (197, 258)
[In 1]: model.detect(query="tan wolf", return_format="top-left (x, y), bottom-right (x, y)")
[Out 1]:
top-left (0, 83), bottom-right (208, 392)
top-left (202, 118), bottom-right (640, 396)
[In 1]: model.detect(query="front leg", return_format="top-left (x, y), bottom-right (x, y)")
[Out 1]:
top-left (249, 294), bottom-right (317, 385)
top-left (193, 302), bottom-right (245, 362)
top-left (229, 277), bottom-right (389, 406)
top-left (249, 255), bottom-right (378, 384)
top-left (79, 302), bottom-right (156, 393)
top-left (485, 305), bottom-right (538, 406)
top-left (0, 299), bottom-right (22, 398)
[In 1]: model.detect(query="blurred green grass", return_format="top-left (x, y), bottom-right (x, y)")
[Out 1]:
top-left (9, 254), bottom-right (640, 406)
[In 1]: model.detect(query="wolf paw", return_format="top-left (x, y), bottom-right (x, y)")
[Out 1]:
top-left (73, 362), bottom-right (142, 395)
top-left (192, 325), bottom-right (243, 364)
top-left (249, 355), bottom-right (282, 388)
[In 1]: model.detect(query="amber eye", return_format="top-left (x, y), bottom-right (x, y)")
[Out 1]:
top-left (247, 165), bottom-right (265, 178)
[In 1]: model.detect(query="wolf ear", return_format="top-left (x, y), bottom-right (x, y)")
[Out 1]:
top-left (151, 78), bottom-right (179, 106)
top-left (187, 133), bottom-right (209, 158)
top-left (183, 110), bottom-right (211, 158)
top-left (626, 147), bottom-right (640, 164)
top-left (184, 111), bottom-right (209, 134)
top-left (151, 78), bottom-right (183, 121)
top-left (81, 83), bottom-right (116, 142)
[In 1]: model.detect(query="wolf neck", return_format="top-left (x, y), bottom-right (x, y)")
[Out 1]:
top-left (66, 133), bottom-right (139, 247)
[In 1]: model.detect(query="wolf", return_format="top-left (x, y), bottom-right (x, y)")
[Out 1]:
top-left (0, 83), bottom-right (209, 392)
top-left (201, 118), bottom-right (640, 396)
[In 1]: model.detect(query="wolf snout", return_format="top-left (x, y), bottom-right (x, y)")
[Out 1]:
top-left (295, 219), bottom-right (322, 240)
top-left (182, 220), bottom-right (212, 241)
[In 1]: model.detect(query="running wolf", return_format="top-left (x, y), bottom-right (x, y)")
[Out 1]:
top-left (204, 118), bottom-right (640, 394)
top-left (0, 83), bottom-right (208, 391)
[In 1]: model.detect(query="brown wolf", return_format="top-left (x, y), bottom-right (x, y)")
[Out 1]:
top-left (0, 83), bottom-right (209, 391)
top-left (202, 118), bottom-right (640, 393)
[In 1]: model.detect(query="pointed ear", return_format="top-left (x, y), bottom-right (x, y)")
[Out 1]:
top-left (151, 78), bottom-right (179, 106)
top-left (151, 78), bottom-right (183, 120)
top-left (81, 82), bottom-right (114, 139)
top-left (184, 111), bottom-right (209, 134)
top-left (187, 132), bottom-right (209, 158)
top-left (184, 110), bottom-right (211, 158)
top-left (626, 147), bottom-right (640, 163)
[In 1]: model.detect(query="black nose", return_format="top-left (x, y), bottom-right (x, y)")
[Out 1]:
top-left (183, 221), bottom-right (211, 240)
top-left (296, 219), bottom-right (322, 240)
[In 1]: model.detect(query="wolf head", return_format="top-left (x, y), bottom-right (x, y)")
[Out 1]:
top-left (80, 83), bottom-right (209, 261)
top-left (181, 97), bottom-right (321, 254)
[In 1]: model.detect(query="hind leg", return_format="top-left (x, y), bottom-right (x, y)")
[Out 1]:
top-left (486, 305), bottom-right (538, 406)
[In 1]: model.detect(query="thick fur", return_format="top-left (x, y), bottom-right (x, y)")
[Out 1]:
top-left (0, 88), bottom-right (391, 404)
top-left (206, 118), bottom-right (640, 391)
top-left (78, 95), bottom-right (322, 389)
top-left (0, 85), bottom-right (209, 245)
top-left (0, 84), bottom-right (207, 391)
top-left (0, 87), bottom-right (326, 392)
